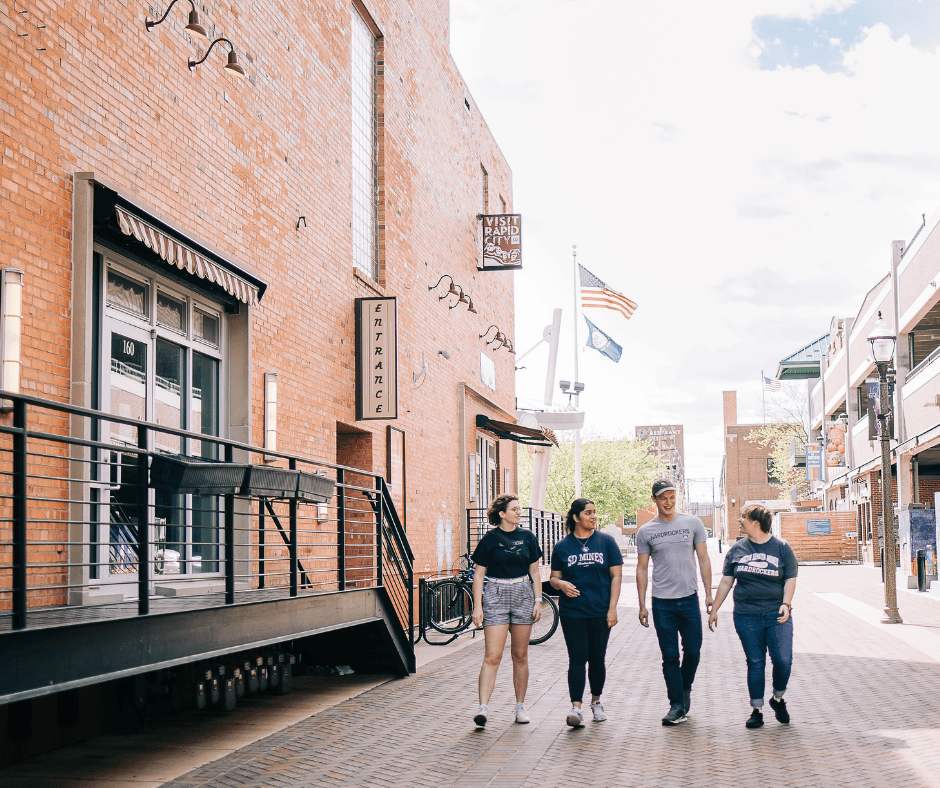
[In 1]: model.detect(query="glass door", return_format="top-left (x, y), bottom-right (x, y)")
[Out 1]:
top-left (103, 324), bottom-right (152, 592)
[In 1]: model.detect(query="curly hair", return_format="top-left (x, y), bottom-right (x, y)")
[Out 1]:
top-left (741, 503), bottom-right (773, 533)
top-left (565, 497), bottom-right (595, 533)
top-left (487, 494), bottom-right (520, 526)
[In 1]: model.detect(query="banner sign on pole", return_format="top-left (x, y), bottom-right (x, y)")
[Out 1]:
top-left (479, 214), bottom-right (522, 270)
top-left (806, 443), bottom-right (822, 482)
top-left (866, 378), bottom-right (895, 440)
top-left (355, 297), bottom-right (398, 420)
top-left (825, 420), bottom-right (847, 469)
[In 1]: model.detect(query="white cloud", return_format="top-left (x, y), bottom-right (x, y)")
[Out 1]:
top-left (450, 0), bottom-right (940, 485)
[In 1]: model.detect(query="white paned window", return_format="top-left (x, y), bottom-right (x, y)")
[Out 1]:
top-left (351, 10), bottom-right (378, 280)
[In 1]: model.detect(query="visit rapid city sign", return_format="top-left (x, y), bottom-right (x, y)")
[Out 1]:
top-left (479, 214), bottom-right (522, 271)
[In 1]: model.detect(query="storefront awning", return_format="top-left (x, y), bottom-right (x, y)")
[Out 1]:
top-left (115, 207), bottom-right (262, 307)
top-left (476, 415), bottom-right (558, 447)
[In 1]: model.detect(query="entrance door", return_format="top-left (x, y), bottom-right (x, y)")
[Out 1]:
top-left (95, 260), bottom-right (225, 595)
top-left (102, 324), bottom-right (152, 593)
top-left (476, 435), bottom-right (497, 511)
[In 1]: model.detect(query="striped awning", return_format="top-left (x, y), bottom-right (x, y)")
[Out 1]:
top-left (115, 207), bottom-right (261, 307)
top-left (475, 415), bottom-right (558, 447)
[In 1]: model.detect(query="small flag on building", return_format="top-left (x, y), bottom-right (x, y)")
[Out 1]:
top-left (763, 375), bottom-right (782, 393)
top-left (580, 264), bottom-right (637, 320)
top-left (584, 316), bottom-right (622, 363)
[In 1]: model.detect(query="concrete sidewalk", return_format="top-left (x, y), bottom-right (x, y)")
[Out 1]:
top-left (2, 555), bottom-right (939, 788)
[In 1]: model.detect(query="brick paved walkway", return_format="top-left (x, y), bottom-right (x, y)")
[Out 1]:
top-left (156, 556), bottom-right (940, 788)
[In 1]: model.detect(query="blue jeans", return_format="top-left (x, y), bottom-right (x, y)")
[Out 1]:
top-left (651, 594), bottom-right (702, 706)
top-left (733, 611), bottom-right (793, 707)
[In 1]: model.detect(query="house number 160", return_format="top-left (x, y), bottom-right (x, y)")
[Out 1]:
top-left (123, 339), bottom-right (135, 356)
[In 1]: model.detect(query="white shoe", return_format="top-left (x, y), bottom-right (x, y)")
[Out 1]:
top-left (566, 706), bottom-right (584, 727)
top-left (591, 701), bottom-right (607, 722)
top-left (474, 704), bottom-right (488, 727)
top-left (514, 702), bottom-right (530, 724)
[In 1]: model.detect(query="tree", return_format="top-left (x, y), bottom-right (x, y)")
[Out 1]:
top-left (518, 432), bottom-right (663, 523)
top-left (747, 382), bottom-right (811, 500)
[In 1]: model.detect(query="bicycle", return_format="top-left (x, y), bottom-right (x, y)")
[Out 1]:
top-left (424, 555), bottom-right (559, 645)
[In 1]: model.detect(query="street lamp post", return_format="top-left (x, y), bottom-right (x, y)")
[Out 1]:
top-left (869, 311), bottom-right (903, 624)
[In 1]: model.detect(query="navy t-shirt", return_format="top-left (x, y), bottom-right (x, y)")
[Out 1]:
top-left (722, 535), bottom-right (798, 615)
top-left (472, 527), bottom-right (542, 579)
top-left (550, 530), bottom-right (623, 618)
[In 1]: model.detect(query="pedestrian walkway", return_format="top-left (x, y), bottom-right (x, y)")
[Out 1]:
top-left (3, 554), bottom-right (939, 788)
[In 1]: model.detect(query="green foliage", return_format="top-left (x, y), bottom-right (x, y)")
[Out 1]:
top-left (518, 432), bottom-right (662, 523)
top-left (746, 422), bottom-right (808, 501)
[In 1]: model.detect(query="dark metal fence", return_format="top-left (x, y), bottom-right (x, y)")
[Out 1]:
top-left (0, 391), bottom-right (413, 662)
top-left (466, 507), bottom-right (565, 566)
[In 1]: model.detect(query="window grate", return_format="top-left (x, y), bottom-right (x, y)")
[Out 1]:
top-left (351, 11), bottom-right (379, 281)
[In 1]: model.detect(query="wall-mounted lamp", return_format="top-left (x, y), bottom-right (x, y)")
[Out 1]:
top-left (480, 325), bottom-right (514, 352)
top-left (189, 37), bottom-right (248, 78)
top-left (0, 268), bottom-right (24, 409)
top-left (428, 274), bottom-right (459, 300)
top-left (145, 0), bottom-right (209, 40)
top-left (263, 371), bottom-right (277, 460)
top-left (428, 274), bottom-right (475, 313)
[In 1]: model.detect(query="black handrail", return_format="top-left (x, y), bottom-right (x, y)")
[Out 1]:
top-left (0, 389), bottom-right (415, 672)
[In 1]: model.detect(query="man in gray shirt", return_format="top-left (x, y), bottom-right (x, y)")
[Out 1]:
top-left (636, 478), bottom-right (712, 726)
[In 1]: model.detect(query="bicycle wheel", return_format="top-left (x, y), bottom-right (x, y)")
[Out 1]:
top-left (426, 580), bottom-right (474, 634)
top-left (529, 594), bottom-right (559, 645)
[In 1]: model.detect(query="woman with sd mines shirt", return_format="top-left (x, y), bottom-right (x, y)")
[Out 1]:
top-left (708, 503), bottom-right (798, 729)
top-left (550, 498), bottom-right (622, 727)
top-left (470, 494), bottom-right (543, 728)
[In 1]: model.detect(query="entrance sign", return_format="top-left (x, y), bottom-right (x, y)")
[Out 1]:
top-left (355, 297), bottom-right (398, 420)
top-left (479, 214), bottom-right (522, 270)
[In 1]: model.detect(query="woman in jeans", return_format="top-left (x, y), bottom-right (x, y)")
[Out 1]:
top-left (550, 498), bottom-right (622, 727)
top-left (470, 494), bottom-right (543, 728)
top-left (708, 503), bottom-right (797, 728)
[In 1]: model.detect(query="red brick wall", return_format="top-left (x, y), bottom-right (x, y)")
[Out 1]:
top-left (0, 0), bottom-right (517, 600)
top-left (722, 424), bottom-right (780, 541)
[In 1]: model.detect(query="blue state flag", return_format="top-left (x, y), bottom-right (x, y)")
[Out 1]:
top-left (584, 316), bottom-right (622, 363)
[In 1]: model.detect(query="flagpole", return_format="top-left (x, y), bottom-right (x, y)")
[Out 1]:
top-left (573, 245), bottom-right (582, 499)
top-left (762, 370), bottom-right (766, 424)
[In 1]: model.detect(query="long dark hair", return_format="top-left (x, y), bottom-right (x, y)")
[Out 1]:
top-left (487, 494), bottom-right (520, 526)
top-left (565, 497), bottom-right (595, 533)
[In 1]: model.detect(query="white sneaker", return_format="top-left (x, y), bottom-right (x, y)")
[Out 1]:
top-left (474, 704), bottom-right (488, 728)
top-left (566, 706), bottom-right (584, 727)
top-left (591, 701), bottom-right (607, 722)
top-left (514, 702), bottom-right (530, 724)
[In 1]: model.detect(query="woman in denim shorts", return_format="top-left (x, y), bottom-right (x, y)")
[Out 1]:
top-left (470, 494), bottom-right (543, 728)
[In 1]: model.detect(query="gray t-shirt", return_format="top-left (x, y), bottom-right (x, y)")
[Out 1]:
top-left (636, 512), bottom-right (707, 599)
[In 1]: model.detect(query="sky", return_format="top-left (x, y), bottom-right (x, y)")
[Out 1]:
top-left (449, 0), bottom-right (940, 495)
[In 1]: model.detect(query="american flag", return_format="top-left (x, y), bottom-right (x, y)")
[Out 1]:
top-left (579, 265), bottom-right (637, 320)
top-left (763, 375), bottom-right (782, 393)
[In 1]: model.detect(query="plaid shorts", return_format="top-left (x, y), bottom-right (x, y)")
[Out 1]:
top-left (482, 578), bottom-right (536, 626)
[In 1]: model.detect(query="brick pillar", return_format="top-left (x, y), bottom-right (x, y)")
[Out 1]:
top-left (723, 391), bottom-right (737, 428)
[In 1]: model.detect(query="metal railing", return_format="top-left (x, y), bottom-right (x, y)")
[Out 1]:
top-left (905, 343), bottom-right (940, 385)
top-left (0, 391), bottom-right (413, 664)
top-left (466, 506), bottom-right (565, 566)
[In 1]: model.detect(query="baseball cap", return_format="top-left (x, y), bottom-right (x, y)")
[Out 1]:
top-left (652, 478), bottom-right (677, 497)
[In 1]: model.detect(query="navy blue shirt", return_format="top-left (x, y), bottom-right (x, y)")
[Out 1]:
top-left (550, 531), bottom-right (623, 618)
top-left (722, 535), bottom-right (798, 615)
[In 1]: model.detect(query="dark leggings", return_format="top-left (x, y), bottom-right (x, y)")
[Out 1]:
top-left (559, 615), bottom-right (611, 702)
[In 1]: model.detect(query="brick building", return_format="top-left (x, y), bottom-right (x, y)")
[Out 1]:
top-left (718, 391), bottom-right (781, 544)
top-left (0, 0), bottom-right (532, 605)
